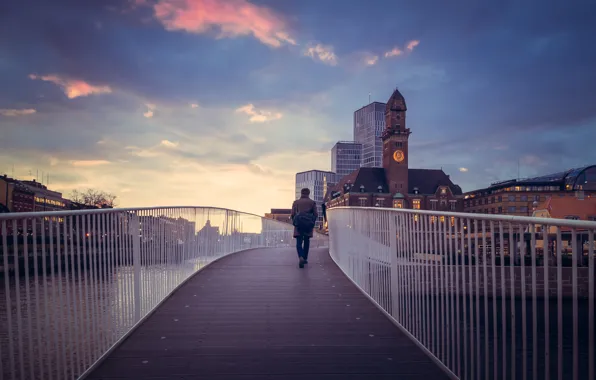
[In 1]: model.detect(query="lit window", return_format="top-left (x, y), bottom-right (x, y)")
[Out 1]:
top-left (412, 199), bottom-right (421, 210)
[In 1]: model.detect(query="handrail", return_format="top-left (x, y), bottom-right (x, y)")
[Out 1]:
top-left (327, 207), bottom-right (594, 380)
top-left (331, 205), bottom-right (596, 229)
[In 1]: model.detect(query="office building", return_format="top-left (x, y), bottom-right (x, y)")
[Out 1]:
top-left (354, 102), bottom-right (386, 168)
top-left (295, 170), bottom-right (339, 228)
top-left (331, 141), bottom-right (362, 179)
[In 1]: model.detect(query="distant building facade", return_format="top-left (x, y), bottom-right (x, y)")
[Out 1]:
top-left (296, 170), bottom-right (339, 228)
top-left (326, 88), bottom-right (464, 211)
top-left (20, 180), bottom-right (66, 212)
top-left (331, 141), bottom-right (362, 179)
top-left (0, 175), bottom-right (35, 213)
top-left (264, 208), bottom-right (292, 224)
top-left (533, 195), bottom-right (596, 222)
top-left (354, 102), bottom-right (385, 168)
top-left (464, 165), bottom-right (596, 216)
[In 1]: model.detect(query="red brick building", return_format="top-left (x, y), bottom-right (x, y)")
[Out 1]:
top-left (325, 88), bottom-right (464, 211)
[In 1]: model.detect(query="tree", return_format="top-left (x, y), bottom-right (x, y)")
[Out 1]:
top-left (70, 189), bottom-right (118, 208)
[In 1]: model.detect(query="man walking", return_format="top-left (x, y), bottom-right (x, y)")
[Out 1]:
top-left (291, 188), bottom-right (318, 268)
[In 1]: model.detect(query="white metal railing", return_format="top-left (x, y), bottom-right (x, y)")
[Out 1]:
top-left (328, 207), bottom-right (594, 380)
top-left (0, 206), bottom-right (327, 380)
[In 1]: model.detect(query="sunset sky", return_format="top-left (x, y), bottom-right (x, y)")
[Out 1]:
top-left (1, 0), bottom-right (596, 216)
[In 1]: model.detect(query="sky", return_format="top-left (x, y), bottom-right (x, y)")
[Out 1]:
top-left (1, 0), bottom-right (596, 217)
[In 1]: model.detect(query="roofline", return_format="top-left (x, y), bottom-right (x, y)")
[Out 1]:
top-left (466, 164), bottom-right (596, 195)
top-left (295, 169), bottom-right (336, 176)
top-left (332, 141), bottom-right (362, 146)
top-left (353, 101), bottom-right (386, 113)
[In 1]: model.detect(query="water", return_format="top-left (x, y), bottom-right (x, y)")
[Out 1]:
top-left (0, 257), bottom-right (212, 380)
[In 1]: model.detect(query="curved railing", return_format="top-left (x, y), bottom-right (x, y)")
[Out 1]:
top-left (0, 206), bottom-right (328, 380)
top-left (327, 207), bottom-right (595, 380)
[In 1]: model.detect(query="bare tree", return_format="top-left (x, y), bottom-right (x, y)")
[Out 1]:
top-left (69, 189), bottom-right (118, 208)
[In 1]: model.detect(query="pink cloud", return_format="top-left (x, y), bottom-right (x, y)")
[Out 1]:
top-left (0, 108), bottom-right (36, 117)
top-left (406, 39), bottom-right (420, 51)
top-left (29, 74), bottom-right (112, 99)
top-left (145, 0), bottom-right (296, 48)
top-left (384, 47), bottom-right (402, 58)
top-left (304, 44), bottom-right (338, 65)
top-left (365, 55), bottom-right (379, 66)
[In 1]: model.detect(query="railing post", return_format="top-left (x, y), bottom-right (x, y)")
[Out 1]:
top-left (130, 212), bottom-right (142, 323)
top-left (389, 213), bottom-right (400, 319)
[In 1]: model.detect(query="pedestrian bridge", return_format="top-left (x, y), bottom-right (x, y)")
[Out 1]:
top-left (0, 206), bottom-right (594, 379)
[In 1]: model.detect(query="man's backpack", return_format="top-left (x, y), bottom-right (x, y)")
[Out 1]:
top-left (293, 211), bottom-right (315, 233)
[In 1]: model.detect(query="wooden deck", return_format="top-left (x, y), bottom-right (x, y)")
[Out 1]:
top-left (87, 247), bottom-right (450, 380)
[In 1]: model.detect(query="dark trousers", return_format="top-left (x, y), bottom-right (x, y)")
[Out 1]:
top-left (296, 236), bottom-right (310, 260)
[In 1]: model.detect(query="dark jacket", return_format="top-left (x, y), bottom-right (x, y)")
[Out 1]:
top-left (291, 195), bottom-right (318, 238)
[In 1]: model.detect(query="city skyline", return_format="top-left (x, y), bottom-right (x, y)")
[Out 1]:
top-left (1, 0), bottom-right (596, 216)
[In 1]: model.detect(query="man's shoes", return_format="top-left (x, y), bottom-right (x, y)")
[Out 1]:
top-left (299, 257), bottom-right (305, 268)
top-left (303, 260), bottom-right (308, 264)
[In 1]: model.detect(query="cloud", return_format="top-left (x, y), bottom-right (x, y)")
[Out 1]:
top-left (143, 0), bottom-right (296, 48)
top-left (190, 103), bottom-right (199, 108)
top-left (384, 47), bottom-right (402, 58)
top-left (459, 167), bottom-right (469, 172)
top-left (144, 103), bottom-right (156, 118)
top-left (71, 160), bottom-right (111, 167)
top-left (235, 103), bottom-right (282, 123)
top-left (406, 39), bottom-right (420, 51)
top-left (29, 74), bottom-right (112, 99)
top-left (304, 44), bottom-right (338, 66)
top-left (365, 55), bottom-right (379, 66)
top-left (383, 40), bottom-right (419, 59)
top-left (160, 139), bottom-right (179, 148)
top-left (0, 108), bottom-right (36, 117)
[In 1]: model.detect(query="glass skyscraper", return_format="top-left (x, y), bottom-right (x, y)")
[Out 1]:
top-left (295, 170), bottom-right (339, 228)
top-left (354, 102), bottom-right (386, 168)
top-left (331, 141), bottom-right (362, 179)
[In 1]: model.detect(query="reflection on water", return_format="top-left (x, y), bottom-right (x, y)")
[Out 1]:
top-left (0, 255), bottom-right (213, 380)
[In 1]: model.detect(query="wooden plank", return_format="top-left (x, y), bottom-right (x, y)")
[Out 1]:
top-left (87, 248), bottom-right (449, 379)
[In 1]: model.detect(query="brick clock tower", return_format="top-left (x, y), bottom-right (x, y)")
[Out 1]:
top-left (382, 88), bottom-right (411, 194)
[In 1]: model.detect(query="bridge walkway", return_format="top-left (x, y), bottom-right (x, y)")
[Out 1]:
top-left (88, 247), bottom-right (449, 380)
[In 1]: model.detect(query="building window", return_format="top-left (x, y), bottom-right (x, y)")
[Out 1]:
top-left (394, 200), bottom-right (403, 208)
top-left (520, 206), bottom-right (529, 213)
top-left (508, 195), bottom-right (516, 202)
top-left (412, 199), bottom-right (421, 210)
top-left (520, 195), bottom-right (528, 202)
top-left (377, 199), bottom-right (385, 207)
top-left (588, 216), bottom-right (596, 221)
top-left (498, 196), bottom-right (502, 202)
top-left (534, 195), bottom-right (540, 201)
top-left (450, 201), bottom-right (456, 211)
top-left (359, 198), bottom-right (367, 207)
top-left (498, 207), bottom-right (503, 213)
top-left (430, 201), bottom-right (437, 210)
top-left (508, 206), bottom-right (516, 213)
top-left (440, 200), bottom-right (447, 208)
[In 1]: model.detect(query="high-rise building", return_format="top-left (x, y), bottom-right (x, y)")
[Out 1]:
top-left (331, 141), bottom-right (362, 178)
top-left (295, 170), bottom-right (339, 228)
top-left (354, 102), bottom-right (386, 168)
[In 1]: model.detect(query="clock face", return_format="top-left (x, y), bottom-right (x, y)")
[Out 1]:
top-left (393, 150), bottom-right (405, 162)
